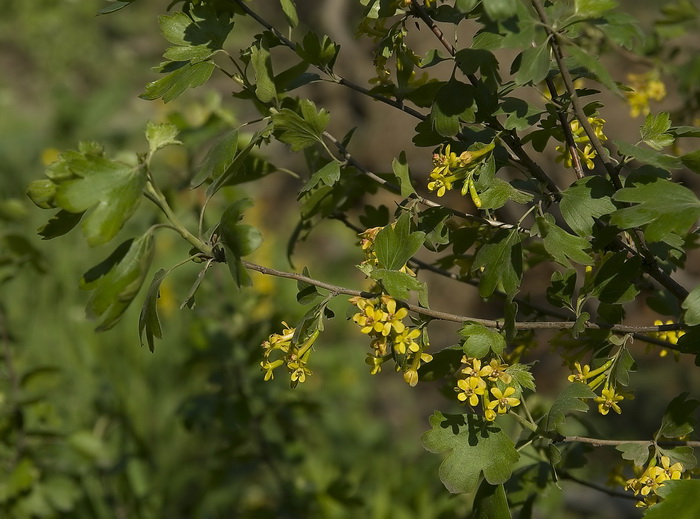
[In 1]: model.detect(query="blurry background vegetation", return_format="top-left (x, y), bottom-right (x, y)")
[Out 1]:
top-left (1, 1), bottom-right (699, 518)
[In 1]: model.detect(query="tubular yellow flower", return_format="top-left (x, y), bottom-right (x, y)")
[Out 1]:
top-left (568, 362), bottom-right (592, 383)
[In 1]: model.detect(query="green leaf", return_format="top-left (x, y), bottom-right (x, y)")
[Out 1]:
top-left (560, 176), bottom-right (617, 236)
top-left (299, 161), bottom-right (341, 194)
top-left (482, 0), bottom-right (518, 20)
top-left (430, 79), bottom-right (475, 137)
top-left (139, 268), bottom-right (168, 352)
top-left (141, 61), bottom-right (215, 103)
top-left (658, 446), bottom-right (697, 471)
top-left (98, 1), bottom-right (135, 15)
top-left (145, 121), bottom-right (181, 155)
top-left (421, 412), bottom-right (520, 494)
top-left (53, 149), bottom-right (147, 246)
top-left (541, 382), bottom-right (596, 432)
top-left (279, 0), bottom-right (299, 28)
top-left (374, 213), bottom-right (426, 271)
top-left (506, 363), bottom-right (536, 392)
top-left (643, 480), bottom-right (700, 519)
top-left (370, 269), bottom-right (425, 301)
top-left (191, 129), bottom-right (239, 188)
top-left (586, 252), bottom-right (641, 304)
top-left (37, 210), bottom-right (83, 240)
top-left (472, 228), bottom-right (522, 298)
top-left (611, 177), bottom-right (700, 242)
top-left (392, 151), bottom-right (416, 197)
top-left (566, 45), bottom-right (620, 95)
top-left (473, 482), bottom-right (512, 519)
top-left (533, 214), bottom-right (593, 268)
top-left (615, 443), bottom-right (650, 466)
top-left (219, 199), bottom-right (263, 288)
top-left (296, 32), bottom-right (340, 71)
top-left (418, 346), bottom-right (463, 381)
top-left (640, 112), bottom-right (674, 150)
top-left (206, 126), bottom-right (270, 196)
top-left (682, 285), bottom-right (700, 326)
top-left (26, 179), bottom-right (57, 209)
top-left (459, 323), bottom-right (506, 357)
top-left (547, 269), bottom-right (576, 310)
top-left (658, 393), bottom-right (699, 439)
top-left (615, 140), bottom-right (682, 170)
top-left (575, 0), bottom-right (618, 17)
top-left (680, 149), bottom-right (700, 174)
top-left (297, 266), bottom-right (320, 304)
top-left (251, 40), bottom-right (277, 103)
top-left (272, 99), bottom-right (330, 151)
top-left (478, 177), bottom-right (533, 210)
top-left (159, 6), bottom-right (231, 57)
top-left (513, 45), bottom-right (551, 86)
top-left (497, 98), bottom-right (542, 131)
top-left (83, 234), bottom-right (155, 331)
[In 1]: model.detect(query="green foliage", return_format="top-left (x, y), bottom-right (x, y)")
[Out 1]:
top-left (9, 0), bottom-right (700, 516)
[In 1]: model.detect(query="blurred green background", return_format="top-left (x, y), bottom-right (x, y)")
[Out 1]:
top-left (2, 1), bottom-right (700, 518)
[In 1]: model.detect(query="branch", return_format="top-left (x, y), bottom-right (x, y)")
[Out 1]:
top-left (544, 77), bottom-right (586, 179)
top-left (557, 470), bottom-right (641, 501)
top-left (557, 435), bottom-right (700, 449)
top-left (240, 260), bottom-right (687, 336)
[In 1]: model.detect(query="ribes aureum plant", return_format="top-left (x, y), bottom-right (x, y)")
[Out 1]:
top-left (27, 0), bottom-right (700, 516)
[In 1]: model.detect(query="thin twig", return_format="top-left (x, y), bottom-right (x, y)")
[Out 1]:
top-left (557, 470), bottom-right (641, 501)
top-left (241, 260), bottom-right (686, 335)
top-left (558, 436), bottom-right (700, 449)
top-left (545, 77), bottom-right (585, 179)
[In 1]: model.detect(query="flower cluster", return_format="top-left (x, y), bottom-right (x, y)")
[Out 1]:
top-left (427, 142), bottom-right (495, 206)
top-left (624, 455), bottom-right (685, 508)
top-left (261, 322), bottom-right (319, 388)
top-left (568, 359), bottom-right (628, 416)
top-left (454, 356), bottom-right (521, 421)
top-left (555, 116), bottom-right (607, 170)
top-left (625, 72), bottom-right (666, 118)
top-left (349, 295), bottom-right (432, 386)
top-left (648, 319), bottom-right (685, 358)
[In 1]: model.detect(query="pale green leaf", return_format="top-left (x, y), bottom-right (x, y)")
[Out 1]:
top-left (640, 112), bottom-right (674, 150)
top-left (615, 140), bottom-right (682, 170)
top-left (272, 99), bottom-right (330, 151)
top-left (251, 41), bottom-right (277, 103)
top-left (513, 45), bottom-right (550, 86)
top-left (279, 0), bottom-right (299, 28)
top-left (141, 61), bottom-right (215, 103)
top-left (459, 323), bottom-right (506, 357)
top-left (299, 161), bottom-right (340, 194)
top-left (682, 285), bottom-right (700, 326)
top-left (370, 269), bottom-right (425, 300)
top-left (139, 268), bottom-right (168, 352)
top-left (145, 121), bottom-right (181, 154)
top-left (392, 151), bottom-right (416, 197)
top-left (560, 176), bottom-right (617, 236)
top-left (421, 412), bottom-right (520, 494)
top-left (615, 443), bottom-right (650, 466)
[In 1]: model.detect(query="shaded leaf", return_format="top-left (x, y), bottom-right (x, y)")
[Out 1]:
top-left (392, 151), bottom-right (416, 197)
top-left (567, 45), bottom-right (621, 95)
top-left (374, 213), bottom-right (426, 271)
top-left (682, 285), bottom-right (700, 326)
top-left (644, 480), bottom-right (700, 519)
top-left (430, 79), bottom-right (475, 137)
top-left (658, 393), bottom-right (699, 439)
top-left (141, 61), bottom-right (215, 103)
top-left (37, 210), bottom-right (83, 240)
top-left (513, 45), bottom-right (550, 86)
top-left (139, 268), bottom-right (168, 352)
top-left (533, 214), bottom-right (593, 268)
top-left (473, 482), bottom-right (511, 519)
top-left (615, 140), bottom-right (682, 170)
top-left (472, 228), bottom-right (522, 298)
top-left (421, 412), bottom-right (520, 493)
top-left (251, 39), bottom-right (277, 103)
top-left (560, 176), bottom-right (617, 236)
top-left (542, 382), bottom-right (596, 432)
top-left (615, 443), bottom-right (650, 466)
top-left (272, 99), bottom-right (330, 151)
top-left (191, 129), bottom-right (238, 188)
top-left (459, 323), bottom-right (506, 357)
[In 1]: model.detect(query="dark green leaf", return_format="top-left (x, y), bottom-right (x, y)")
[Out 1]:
top-left (644, 480), bottom-right (700, 519)
top-left (615, 443), bottom-right (650, 466)
top-left (658, 446), bottom-right (697, 471)
top-left (296, 32), bottom-right (339, 71)
top-left (191, 129), bottom-right (238, 188)
top-left (206, 126), bottom-right (270, 196)
top-left (658, 393), bottom-right (699, 439)
top-left (482, 0), bottom-right (518, 20)
top-left (533, 214), bottom-right (593, 268)
top-left (98, 1), bottom-right (134, 15)
top-left (297, 266), bottom-right (320, 304)
top-left (611, 177), bottom-right (700, 242)
top-left (141, 61), bottom-right (215, 102)
top-left (418, 346), bottom-right (463, 381)
top-left (640, 112), bottom-right (674, 150)
top-left (682, 285), bottom-right (700, 326)
top-left (560, 176), bottom-right (617, 236)
top-left (83, 234), bottom-right (155, 331)
top-left (139, 268), bottom-right (168, 352)
top-left (586, 252), bottom-right (641, 304)
top-left (37, 210), bottom-right (84, 240)
top-left (272, 99), bottom-right (330, 151)
top-left (542, 382), bottom-right (596, 432)
top-left (472, 228), bottom-right (522, 298)
top-left (374, 213), bottom-right (426, 271)
top-left (497, 97), bottom-right (542, 131)
top-left (392, 151), bottom-right (416, 197)
top-left (459, 323), bottom-right (506, 357)
top-left (430, 80), bottom-right (475, 137)
top-left (546, 269), bottom-right (576, 310)
top-left (421, 412), bottom-right (520, 494)
top-left (681, 149), bottom-right (700, 174)
top-left (473, 482), bottom-right (511, 519)
top-left (611, 348), bottom-right (636, 386)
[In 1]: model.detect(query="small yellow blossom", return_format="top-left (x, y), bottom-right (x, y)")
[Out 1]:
top-left (394, 327), bottom-right (421, 354)
top-left (568, 362), bottom-right (592, 383)
top-left (456, 377), bottom-right (487, 406)
top-left (487, 359), bottom-right (512, 384)
top-left (379, 296), bottom-right (408, 336)
top-left (487, 386), bottom-right (521, 414)
top-left (594, 387), bottom-right (624, 415)
top-left (625, 72), bottom-right (666, 118)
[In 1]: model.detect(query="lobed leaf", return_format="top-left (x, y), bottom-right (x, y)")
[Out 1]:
top-left (541, 382), bottom-right (596, 432)
top-left (560, 176), bottom-right (617, 237)
top-left (374, 213), bottom-right (426, 271)
top-left (141, 61), bottom-right (215, 103)
top-left (472, 229), bottom-right (522, 298)
top-left (459, 323), bottom-right (506, 358)
top-left (533, 214), bottom-right (593, 268)
top-left (272, 99), bottom-right (330, 151)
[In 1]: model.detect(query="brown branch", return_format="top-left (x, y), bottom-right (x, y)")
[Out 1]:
top-left (557, 470), bottom-right (642, 501)
top-left (545, 77), bottom-right (585, 179)
top-left (558, 435), bottom-right (700, 449)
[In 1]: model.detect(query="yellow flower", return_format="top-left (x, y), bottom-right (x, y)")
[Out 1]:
top-left (379, 296), bottom-right (408, 336)
top-left (625, 73), bottom-right (666, 118)
top-left (456, 377), bottom-right (486, 406)
top-left (594, 387), bottom-right (624, 415)
top-left (352, 299), bottom-right (386, 335)
top-left (487, 359), bottom-right (512, 384)
top-left (568, 362), bottom-right (591, 383)
top-left (365, 354), bottom-right (385, 375)
top-left (487, 386), bottom-right (521, 414)
top-left (394, 327), bottom-right (421, 354)
top-left (658, 456), bottom-right (683, 481)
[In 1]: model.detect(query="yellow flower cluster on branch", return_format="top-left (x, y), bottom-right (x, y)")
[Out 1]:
top-left (625, 72), bottom-right (666, 118)
top-left (427, 142), bottom-right (495, 206)
top-left (624, 455), bottom-right (685, 508)
top-left (454, 356), bottom-right (520, 421)
top-left (568, 357), bottom-right (630, 416)
top-left (261, 322), bottom-right (319, 388)
top-left (349, 295), bottom-right (432, 385)
top-left (648, 320), bottom-right (685, 358)
top-left (555, 117), bottom-right (607, 170)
